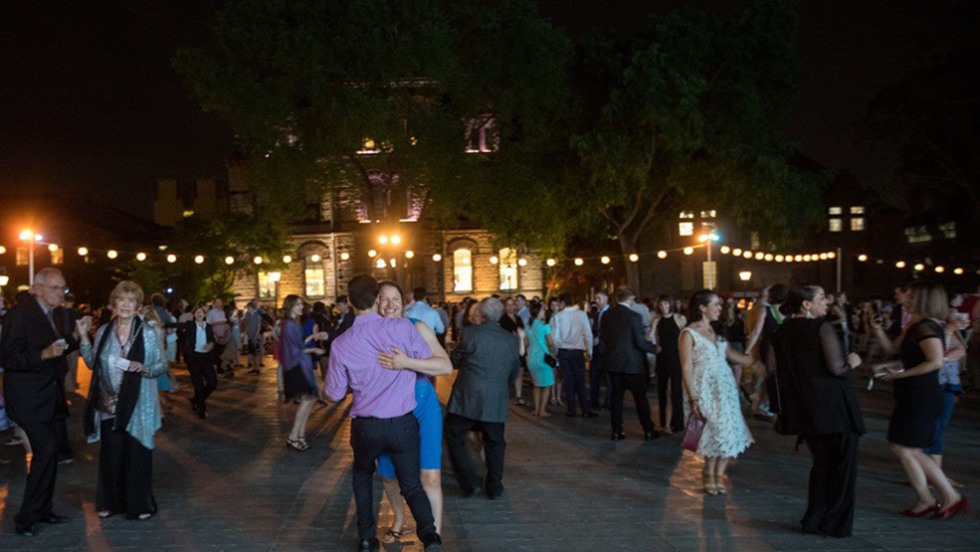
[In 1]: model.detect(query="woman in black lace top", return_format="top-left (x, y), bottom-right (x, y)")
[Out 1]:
top-left (769, 285), bottom-right (864, 537)
top-left (872, 281), bottom-right (967, 519)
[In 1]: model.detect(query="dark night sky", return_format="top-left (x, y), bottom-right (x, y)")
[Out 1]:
top-left (0, 1), bottom-right (972, 219)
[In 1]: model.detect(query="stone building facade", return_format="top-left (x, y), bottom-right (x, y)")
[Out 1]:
top-left (152, 160), bottom-right (546, 308)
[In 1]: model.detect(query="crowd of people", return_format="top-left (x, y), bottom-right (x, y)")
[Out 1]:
top-left (1, 265), bottom-right (977, 546)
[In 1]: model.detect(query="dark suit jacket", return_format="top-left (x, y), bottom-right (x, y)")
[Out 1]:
top-left (170, 321), bottom-right (215, 358)
top-left (327, 310), bottom-right (354, 354)
top-left (448, 322), bottom-right (520, 423)
top-left (598, 304), bottom-right (657, 374)
top-left (0, 296), bottom-right (79, 424)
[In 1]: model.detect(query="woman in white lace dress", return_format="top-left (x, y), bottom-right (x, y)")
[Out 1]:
top-left (679, 290), bottom-right (757, 495)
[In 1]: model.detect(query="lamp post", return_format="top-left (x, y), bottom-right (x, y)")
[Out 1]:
top-left (19, 230), bottom-right (43, 284)
top-left (738, 270), bottom-right (752, 298)
top-left (698, 231), bottom-right (720, 289)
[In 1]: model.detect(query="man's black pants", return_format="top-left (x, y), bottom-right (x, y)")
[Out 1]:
top-left (16, 421), bottom-right (60, 525)
top-left (609, 371), bottom-right (654, 435)
top-left (444, 412), bottom-right (507, 496)
top-left (350, 413), bottom-right (437, 542)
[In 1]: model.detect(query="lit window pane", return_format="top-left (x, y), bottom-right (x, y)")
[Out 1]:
top-left (51, 249), bottom-right (64, 265)
top-left (850, 217), bottom-right (865, 231)
top-left (16, 247), bottom-right (28, 266)
top-left (828, 206), bottom-right (842, 215)
top-left (453, 249), bottom-right (473, 292)
top-left (305, 257), bottom-right (325, 297)
top-left (850, 206), bottom-right (865, 214)
top-left (257, 272), bottom-right (275, 299)
top-left (678, 222), bottom-right (694, 236)
top-left (829, 218), bottom-right (842, 232)
top-left (678, 211), bottom-right (694, 219)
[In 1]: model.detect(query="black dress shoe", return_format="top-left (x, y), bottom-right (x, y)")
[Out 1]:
top-left (582, 411), bottom-right (598, 418)
top-left (15, 522), bottom-right (35, 536)
top-left (611, 432), bottom-right (626, 441)
top-left (461, 486), bottom-right (476, 498)
top-left (357, 537), bottom-right (380, 551)
top-left (41, 512), bottom-right (69, 524)
top-left (421, 533), bottom-right (443, 551)
top-left (644, 431), bottom-right (660, 441)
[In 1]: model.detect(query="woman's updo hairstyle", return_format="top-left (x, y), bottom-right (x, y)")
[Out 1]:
top-left (686, 289), bottom-right (716, 324)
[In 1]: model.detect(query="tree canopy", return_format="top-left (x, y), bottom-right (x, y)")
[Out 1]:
top-left (568, 0), bottom-right (828, 289)
top-left (174, 0), bottom-right (573, 252)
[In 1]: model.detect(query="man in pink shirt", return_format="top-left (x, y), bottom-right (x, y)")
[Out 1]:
top-left (326, 275), bottom-right (442, 552)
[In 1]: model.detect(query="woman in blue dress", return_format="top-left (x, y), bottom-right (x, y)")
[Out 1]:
top-left (373, 281), bottom-right (452, 543)
top-left (524, 300), bottom-right (556, 417)
top-left (278, 295), bottom-right (326, 452)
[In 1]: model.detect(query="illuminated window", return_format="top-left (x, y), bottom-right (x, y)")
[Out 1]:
top-left (700, 210), bottom-right (717, 219)
top-left (357, 137), bottom-right (381, 155)
top-left (829, 218), bottom-right (842, 232)
top-left (257, 272), bottom-right (275, 300)
top-left (678, 211), bottom-right (695, 219)
top-left (453, 249), bottom-right (473, 292)
top-left (51, 248), bottom-right (64, 265)
top-left (828, 206), bottom-right (842, 215)
top-left (465, 116), bottom-right (497, 153)
top-left (905, 226), bottom-right (932, 244)
top-left (16, 247), bottom-right (28, 266)
top-left (678, 222), bottom-right (694, 236)
top-left (849, 206), bottom-right (865, 214)
top-left (499, 248), bottom-right (519, 291)
top-left (850, 217), bottom-right (865, 231)
top-left (939, 221), bottom-right (956, 239)
top-left (305, 257), bottom-right (325, 297)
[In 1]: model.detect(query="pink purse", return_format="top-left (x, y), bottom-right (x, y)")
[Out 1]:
top-left (681, 415), bottom-right (706, 452)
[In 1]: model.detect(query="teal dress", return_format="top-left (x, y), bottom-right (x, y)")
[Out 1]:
top-left (526, 321), bottom-right (555, 387)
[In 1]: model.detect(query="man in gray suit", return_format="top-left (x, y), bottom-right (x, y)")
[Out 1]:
top-left (444, 298), bottom-right (520, 499)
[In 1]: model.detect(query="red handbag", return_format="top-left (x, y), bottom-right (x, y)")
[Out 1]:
top-left (681, 415), bottom-right (706, 452)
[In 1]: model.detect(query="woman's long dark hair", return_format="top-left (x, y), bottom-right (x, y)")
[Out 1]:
top-left (529, 300), bottom-right (544, 327)
top-left (784, 284), bottom-right (818, 315)
top-left (686, 289), bottom-right (716, 324)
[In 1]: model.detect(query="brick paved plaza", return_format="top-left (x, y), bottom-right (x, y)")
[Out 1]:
top-left (2, 357), bottom-right (978, 551)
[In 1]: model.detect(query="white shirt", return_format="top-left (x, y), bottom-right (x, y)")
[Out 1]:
top-left (194, 324), bottom-right (209, 353)
top-left (207, 307), bottom-right (228, 339)
top-left (550, 306), bottom-right (593, 356)
top-left (404, 301), bottom-right (445, 334)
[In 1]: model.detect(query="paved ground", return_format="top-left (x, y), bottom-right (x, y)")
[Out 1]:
top-left (1, 355), bottom-right (978, 551)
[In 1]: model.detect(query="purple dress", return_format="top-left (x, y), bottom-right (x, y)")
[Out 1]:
top-left (279, 319), bottom-right (317, 400)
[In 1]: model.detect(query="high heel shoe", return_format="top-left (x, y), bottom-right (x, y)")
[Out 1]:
top-left (900, 501), bottom-right (941, 517)
top-left (935, 496), bottom-right (969, 519)
top-left (286, 438), bottom-right (309, 452)
top-left (703, 472), bottom-right (718, 495)
top-left (715, 474), bottom-right (727, 495)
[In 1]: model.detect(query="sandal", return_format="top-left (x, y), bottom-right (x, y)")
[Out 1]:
top-left (516, 398), bottom-right (529, 407)
top-left (382, 526), bottom-right (412, 543)
top-left (286, 438), bottom-right (309, 452)
top-left (137, 513), bottom-right (153, 521)
top-left (98, 510), bottom-right (114, 519)
top-left (703, 472), bottom-right (718, 495)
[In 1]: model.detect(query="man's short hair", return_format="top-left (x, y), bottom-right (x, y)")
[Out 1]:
top-left (558, 292), bottom-right (574, 306)
top-left (515, 294), bottom-right (527, 302)
top-left (33, 267), bottom-right (63, 286)
top-left (412, 287), bottom-right (427, 302)
top-left (348, 275), bottom-right (379, 310)
top-left (614, 286), bottom-right (634, 303)
top-left (479, 297), bottom-right (504, 323)
top-left (595, 290), bottom-right (609, 300)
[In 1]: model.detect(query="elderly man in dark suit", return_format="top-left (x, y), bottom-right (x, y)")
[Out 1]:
top-left (600, 286), bottom-right (660, 442)
top-left (0, 267), bottom-right (88, 536)
top-left (444, 297), bottom-right (520, 499)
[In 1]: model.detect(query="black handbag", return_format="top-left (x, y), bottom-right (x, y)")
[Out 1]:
top-left (544, 353), bottom-right (558, 368)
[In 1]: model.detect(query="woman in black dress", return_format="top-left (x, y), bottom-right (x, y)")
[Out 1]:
top-left (649, 295), bottom-right (685, 434)
top-left (769, 285), bottom-right (864, 537)
top-left (872, 281), bottom-right (967, 518)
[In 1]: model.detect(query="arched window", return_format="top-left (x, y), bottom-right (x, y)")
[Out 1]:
top-left (453, 249), bottom-right (473, 292)
top-left (499, 247), bottom-right (518, 291)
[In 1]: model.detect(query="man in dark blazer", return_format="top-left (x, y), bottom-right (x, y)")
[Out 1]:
top-left (444, 298), bottom-right (520, 499)
top-left (599, 286), bottom-right (660, 442)
top-left (0, 267), bottom-right (85, 536)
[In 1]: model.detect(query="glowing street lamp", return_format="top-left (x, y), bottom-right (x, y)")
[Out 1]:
top-left (19, 229), bottom-right (43, 283)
